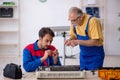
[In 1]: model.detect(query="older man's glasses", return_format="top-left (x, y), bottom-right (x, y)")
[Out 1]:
top-left (70, 16), bottom-right (80, 22)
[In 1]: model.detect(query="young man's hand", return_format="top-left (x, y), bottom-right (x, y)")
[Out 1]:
top-left (40, 49), bottom-right (59, 64)
top-left (52, 49), bottom-right (59, 64)
top-left (40, 50), bottom-right (52, 62)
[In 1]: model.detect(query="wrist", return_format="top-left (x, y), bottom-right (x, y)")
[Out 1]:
top-left (40, 57), bottom-right (46, 62)
top-left (53, 57), bottom-right (58, 64)
top-left (54, 59), bottom-right (58, 64)
top-left (68, 38), bottom-right (72, 41)
top-left (77, 40), bottom-right (80, 45)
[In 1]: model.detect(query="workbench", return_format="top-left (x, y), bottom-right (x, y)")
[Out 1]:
top-left (0, 71), bottom-right (102, 80)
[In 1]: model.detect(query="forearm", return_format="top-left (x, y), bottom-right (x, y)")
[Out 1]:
top-left (23, 49), bottom-right (42, 72)
top-left (53, 58), bottom-right (58, 64)
top-left (40, 56), bottom-right (47, 62)
top-left (23, 59), bottom-right (41, 72)
top-left (53, 57), bottom-right (61, 66)
top-left (77, 39), bottom-right (99, 46)
top-left (57, 58), bottom-right (61, 65)
top-left (69, 37), bottom-right (77, 40)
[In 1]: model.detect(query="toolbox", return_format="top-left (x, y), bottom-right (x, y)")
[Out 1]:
top-left (98, 67), bottom-right (120, 80)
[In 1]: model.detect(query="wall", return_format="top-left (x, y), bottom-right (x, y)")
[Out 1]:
top-left (104, 0), bottom-right (120, 55)
top-left (20, 0), bottom-right (120, 55)
top-left (20, 0), bottom-right (81, 56)
top-left (20, 0), bottom-right (120, 66)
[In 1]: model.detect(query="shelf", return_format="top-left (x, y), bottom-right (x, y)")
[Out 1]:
top-left (81, 0), bottom-right (105, 22)
top-left (0, 0), bottom-right (20, 56)
top-left (0, 5), bottom-right (17, 8)
top-left (0, 18), bottom-right (19, 20)
top-left (0, 43), bottom-right (17, 46)
top-left (0, 30), bottom-right (18, 32)
top-left (81, 4), bottom-right (104, 8)
top-left (0, 45), bottom-right (18, 56)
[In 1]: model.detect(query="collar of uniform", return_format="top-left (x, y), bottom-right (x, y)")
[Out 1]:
top-left (34, 40), bottom-right (39, 50)
top-left (34, 40), bottom-right (50, 50)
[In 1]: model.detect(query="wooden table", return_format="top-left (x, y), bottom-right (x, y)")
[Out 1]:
top-left (0, 71), bottom-right (102, 80)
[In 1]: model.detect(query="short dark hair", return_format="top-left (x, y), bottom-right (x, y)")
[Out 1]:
top-left (38, 27), bottom-right (55, 38)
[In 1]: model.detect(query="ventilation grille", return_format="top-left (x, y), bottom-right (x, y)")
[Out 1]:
top-left (36, 71), bottom-right (86, 79)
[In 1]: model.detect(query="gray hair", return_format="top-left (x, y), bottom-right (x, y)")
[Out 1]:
top-left (69, 7), bottom-right (83, 17)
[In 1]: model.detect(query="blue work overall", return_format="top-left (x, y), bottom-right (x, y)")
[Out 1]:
top-left (73, 16), bottom-right (105, 70)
